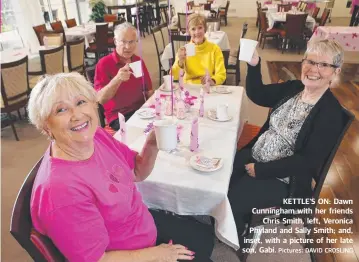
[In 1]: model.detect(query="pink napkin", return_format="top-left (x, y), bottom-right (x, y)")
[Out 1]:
top-left (118, 112), bottom-right (126, 144)
top-left (179, 69), bottom-right (185, 91)
top-left (155, 90), bottom-right (161, 119)
top-left (204, 69), bottom-right (210, 94)
top-left (176, 98), bottom-right (186, 119)
top-left (199, 88), bottom-right (204, 117)
top-left (190, 117), bottom-right (199, 152)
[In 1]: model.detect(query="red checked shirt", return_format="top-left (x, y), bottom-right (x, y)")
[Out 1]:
top-left (94, 51), bottom-right (152, 124)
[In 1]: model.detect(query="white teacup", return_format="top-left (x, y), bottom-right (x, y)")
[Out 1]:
top-left (163, 75), bottom-right (173, 91)
top-left (239, 38), bottom-right (258, 63)
top-left (216, 104), bottom-right (229, 120)
top-left (185, 43), bottom-right (196, 57)
top-left (154, 120), bottom-right (177, 151)
top-left (129, 61), bottom-right (143, 78)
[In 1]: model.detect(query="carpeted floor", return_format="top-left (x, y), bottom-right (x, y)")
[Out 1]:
top-left (2, 17), bottom-right (357, 262)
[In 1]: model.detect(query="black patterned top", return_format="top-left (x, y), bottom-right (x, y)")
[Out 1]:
top-left (252, 92), bottom-right (314, 183)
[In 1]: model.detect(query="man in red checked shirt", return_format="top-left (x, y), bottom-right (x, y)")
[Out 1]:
top-left (94, 22), bottom-right (153, 131)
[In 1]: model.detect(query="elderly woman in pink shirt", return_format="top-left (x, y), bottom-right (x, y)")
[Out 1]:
top-left (28, 73), bottom-right (214, 262)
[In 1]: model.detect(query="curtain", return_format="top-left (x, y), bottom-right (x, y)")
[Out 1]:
top-left (11, 0), bottom-right (45, 51)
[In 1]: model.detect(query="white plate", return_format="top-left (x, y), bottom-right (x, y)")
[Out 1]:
top-left (214, 86), bottom-right (232, 94)
top-left (137, 108), bottom-right (156, 119)
top-left (189, 155), bottom-right (224, 173)
top-left (159, 83), bottom-right (179, 92)
top-left (207, 109), bottom-right (232, 122)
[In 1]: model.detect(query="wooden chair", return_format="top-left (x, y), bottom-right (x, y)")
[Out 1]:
top-left (350, 5), bottom-right (359, 26)
top-left (258, 11), bottom-right (281, 49)
top-left (219, 1), bottom-right (230, 26)
top-left (66, 38), bottom-right (85, 74)
top-left (10, 157), bottom-right (66, 261)
top-left (223, 22), bottom-right (248, 85)
top-left (1, 56), bottom-right (30, 141)
top-left (300, 2), bottom-right (307, 12)
top-left (86, 24), bottom-right (109, 62)
top-left (41, 32), bottom-right (64, 46)
top-left (50, 21), bottom-right (66, 43)
top-left (203, 3), bottom-right (211, 10)
top-left (277, 3), bottom-right (291, 12)
top-left (160, 24), bottom-right (170, 46)
top-left (317, 8), bottom-right (330, 26)
top-left (311, 7), bottom-right (320, 19)
top-left (279, 14), bottom-right (308, 54)
top-left (170, 35), bottom-right (191, 66)
top-left (28, 45), bottom-right (65, 78)
top-left (151, 24), bottom-right (168, 84)
top-left (177, 13), bottom-right (188, 34)
top-left (256, 1), bottom-right (261, 27)
top-left (65, 18), bottom-right (77, 28)
top-left (239, 106), bottom-right (354, 262)
top-left (104, 14), bottom-right (118, 22)
top-left (32, 24), bottom-right (47, 45)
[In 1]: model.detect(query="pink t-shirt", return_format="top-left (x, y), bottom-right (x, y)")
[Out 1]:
top-left (30, 128), bottom-right (157, 262)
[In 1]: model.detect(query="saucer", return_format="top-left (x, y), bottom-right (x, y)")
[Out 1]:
top-left (214, 86), bottom-right (232, 94)
top-left (137, 108), bottom-right (156, 119)
top-left (207, 108), bottom-right (232, 122)
top-left (189, 155), bottom-right (223, 173)
top-left (159, 83), bottom-right (179, 92)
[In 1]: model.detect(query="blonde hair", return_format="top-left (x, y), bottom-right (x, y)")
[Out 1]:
top-left (27, 72), bottom-right (97, 133)
top-left (304, 39), bottom-right (344, 87)
top-left (187, 13), bottom-right (207, 31)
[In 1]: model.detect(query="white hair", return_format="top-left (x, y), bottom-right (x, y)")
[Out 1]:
top-left (114, 22), bottom-right (138, 40)
top-left (27, 72), bottom-right (97, 133)
top-left (305, 39), bottom-right (344, 68)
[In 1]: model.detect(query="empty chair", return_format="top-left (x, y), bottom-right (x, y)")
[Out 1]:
top-left (86, 24), bottom-right (109, 62)
top-left (151, 24), bottom-right (167, 84)
top-left (104, 14), bottom-right (118, 22)
top-left (65, 18), bottom-right (77, 28)
top-left (258, 11), bottom-right (281, 49)
top-left (277, 4), bottom-right (291, 12)
top-left (350, 5), bottom-right (359, 26)
top-left (32, 24), bottom-right (47, 45)
top-left (1, 56), bottom-right (30, 141)
top-left (66, 38), bottom-right (85, 74)
top-left (317, 8), bottom-right (330, 26)
top-left (177, 13), bottom-right (188, 33)
top-left (50, 21), bottom-right (64, 32)
top-left (219, 1), bottom-right (230, 26)
top-left (279, 14), bottom-right (308, 54)
top-left (311, 7), bottom-right (320, 19)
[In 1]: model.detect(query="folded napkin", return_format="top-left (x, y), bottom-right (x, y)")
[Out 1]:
top-left (199, 88), bottom-right (204, 117)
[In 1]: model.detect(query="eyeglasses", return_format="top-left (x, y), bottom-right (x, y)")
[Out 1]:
top-left (116, 39), bottom-right (138, 46)
top-left (302, 59), bottom-right (339, 71)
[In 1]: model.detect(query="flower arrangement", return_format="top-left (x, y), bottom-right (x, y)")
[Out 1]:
top-left (89, 0), bottom-right (107, 22)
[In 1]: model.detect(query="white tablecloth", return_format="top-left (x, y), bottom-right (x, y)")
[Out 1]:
top-left (0, 46), bottom-right (67, 71)
top-left (114, 84), bottom-right (246, 250)
top-left (161, 31), bottom-right (231, 71)
top-left (65, 23), bottom-right (104, 48)
top-left (263, 4), bottom-right (278, 13)
top-left (266, 11), bottom-right (316, 31)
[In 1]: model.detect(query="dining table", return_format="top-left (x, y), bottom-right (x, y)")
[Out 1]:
top-left (266, 10), bottom-right (316, 31)
top-left (114, 83), bottom-right (246, 250)
top-left (160, 31), bottom-right (231, 71)
top-left (309, 26), bottom-right (359, 52)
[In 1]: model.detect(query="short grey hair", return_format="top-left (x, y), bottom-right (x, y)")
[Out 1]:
top-left (114, 22), bottom-right (138, 40)
top-left (27, 72), bottom-right (97, 133)
top-left (305, 39), bottom-right (344, 68)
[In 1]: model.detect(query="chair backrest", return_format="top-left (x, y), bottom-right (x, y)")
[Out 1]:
top-left (104, 14), bottom-right (118, 22)
top-left (33, 24), bottom-right (47, 45)
top-left (95, 23), bottom-right (110, 53)
top-left (85, 66), bottom-right (106, 127)
top-left (160, 24), bottom-right (170, 46)
top-left (256, 1), bottom-right (261, 9)
top-left (350, 5), bottom-right (359, 26)
top-left (50, 21), bottom-right (64, 32)
top-left (224, 1), bottom-right (230, 14)
top-left (42, 32), bottom-right (64, 46)
top-left (284, 13), bottom-right (308, 38)
top-left (10, 157), bottom-right (66, 262)
top-left (113, 19), bottom-right (125, 29)
top-left (312, 107), bottom-right (354, 201)
top-left (151, 24), bottom-right (166, 56)
top-left (300, 2), bottom-right (307, 12)
top-left (170, 34), bottom-right (191, 65)
top-left (1, 56), bottom-right (29, 110)
top-left (39, 45), bottom-right (65, 75)
top-left (259, 11), bottom-right (269, 31)
top-left (278, 4), bottom-right (291, 12)
top-left (66, 38), bottom-right (85, 73)
top-left (203, 3), bottom-right (211, 10)
top-left (65, 18), bottom-right (77, 28)
top-left (177, 13), bottom-right (188, 33)
top-left (319, 8), bottom-right (330, 26)
top-left (311, 7), bottom-right (320, 19)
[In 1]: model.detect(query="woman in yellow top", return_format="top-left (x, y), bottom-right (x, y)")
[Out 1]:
top-left (172, 13), bottom-right (226, 85)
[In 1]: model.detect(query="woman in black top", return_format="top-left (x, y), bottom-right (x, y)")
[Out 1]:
top-left (228, 39), bottom-right (345, 238)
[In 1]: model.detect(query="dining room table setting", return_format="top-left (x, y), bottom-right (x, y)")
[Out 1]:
top-left (113, 69), bottom-right (247, 250)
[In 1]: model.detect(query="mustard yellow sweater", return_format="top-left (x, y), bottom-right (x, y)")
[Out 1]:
top-left (172, 39), bottom-right (226, 85)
